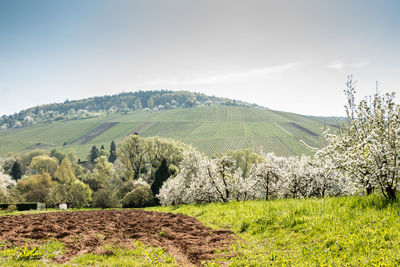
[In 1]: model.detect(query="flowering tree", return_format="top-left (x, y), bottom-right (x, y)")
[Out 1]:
top-left (158, 150), bottom-right (246, 205)
top-left (247, 153), bottom-right (282, 200)
top-left (321, 76), bottom-right (400, 200)
top-left (158, 149), bottom-right (209, 205)
top-left (0, 171), bottom-right (16, 202)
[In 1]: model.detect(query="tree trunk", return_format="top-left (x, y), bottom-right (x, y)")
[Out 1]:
top-left (386, 186), bottom-right (396, 201)
top-left (366, 186), bottom-right (373, 195)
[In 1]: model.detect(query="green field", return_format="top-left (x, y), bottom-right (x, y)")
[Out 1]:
top-left (1, 195), bottom-right (399, 266)
top-left (0, 105), bottom-right (339, 158)
top-left (148, 195), bottom-right (400, 266)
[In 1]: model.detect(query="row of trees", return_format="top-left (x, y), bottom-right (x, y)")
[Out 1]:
top-left (157, 149), bottom-right (350, 205)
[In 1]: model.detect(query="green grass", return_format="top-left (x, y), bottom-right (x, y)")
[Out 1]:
top-left (1, 195), bottom-right (399, 265)
top-left (147, 195), bottom-right (400, 266)
top-left (0, 240), bottom-right (65, 266)
top-left (0, 240), bottom-right (177, 266)
top-left (0, 105), bottom-right (338, 158)
top-left (70, 241), bottom-right (177, 266)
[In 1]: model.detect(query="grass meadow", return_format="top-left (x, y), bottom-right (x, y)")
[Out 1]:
top-left (148, 195), bottom-right (400, 266)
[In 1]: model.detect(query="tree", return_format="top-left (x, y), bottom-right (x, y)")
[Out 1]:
top-left (248, 158), bottom-right (280, 200)
top-left (108, 140), bottom-right (117, 163)
top-left (50, 149), bottom-right (67, 163)
top-left (0, 171), bottom-right (16, 202)
top-left (118, 135), bottom-right (189, 180)
top-left (158, 149), bottom-right (210, 205)
top-left (83, 156), bottom-right (114, 191)
top-left (21, 149), bottom-right (48, 168)
top-left (320, 76), bottom-right (400, 200)
top-left (151, 159), bottom-right (170, 201)
top-left (54, 158), bottom-right (76, 184)
top-left (17, 173), bottom-right (57, 204)
top-left (147, 96), bottom-right (155, 109)
top-left (10, 161), bottom-right (22, 180)
top-left (67, 150), bottom-right (78, 166)
top-left (118, 135), bottom-right (144, 180)
top-left (29, 156), bottom-right (59, 176)
top-left (225, 149), bottom-right (264, 178)
top-left (98, 147), bottom-right (110, 158)
top-left (133, 98), bottom-right (142, 110)
top-left (67, 180), bottom-right (92, 208)
top-left (158, 150), bottom-right (246, 205)
top-left (88, 145), bottom-right (99, 165)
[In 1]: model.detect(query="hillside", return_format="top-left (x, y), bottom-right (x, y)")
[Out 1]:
top-left (0, 90), bottom-right (256, 130)
top-left (0, 104), bottom-right (338, 158)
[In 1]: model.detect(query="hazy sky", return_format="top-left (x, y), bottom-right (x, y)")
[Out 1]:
top-left (1, 0), bottom-right (399, 116)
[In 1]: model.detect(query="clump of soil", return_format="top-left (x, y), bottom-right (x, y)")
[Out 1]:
top-left (0, 210), bottom-right (237, 265)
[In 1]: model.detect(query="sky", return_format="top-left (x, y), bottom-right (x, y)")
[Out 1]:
top-left (0, 0), bottom-right (399, 116)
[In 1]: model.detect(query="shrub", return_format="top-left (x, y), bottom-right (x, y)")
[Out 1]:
top-left (68, 180), bottom-right (92, 208)
top-left (122, 185), bottom-right (154, 208)
top-left (17, 173), bottom-right (57, 204)
top-left (6, 204), bottom-right (17, 212)
top-left (16, 203), bottom-right (37, 211)
top-left (93, 187), bottom-right (121, 208)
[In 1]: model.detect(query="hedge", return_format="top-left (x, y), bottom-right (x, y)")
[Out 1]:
top-left (0, 203), bottom-right (38, 211)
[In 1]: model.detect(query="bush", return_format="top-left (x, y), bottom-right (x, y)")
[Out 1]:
top-left (68, 180), bottom-right (92, 208)
top-left (17, 173), bottom-right (57, 205)
top-left (6, 204), bottom-right (17, 212)
top-left (122, 185), bottom-right (154, 208)
top-left (16, 203), bottom-right (37, 211)
top-left (93, 187), bottom-right (121, 208)
top-left (0, 203), bottom-right (37, 211)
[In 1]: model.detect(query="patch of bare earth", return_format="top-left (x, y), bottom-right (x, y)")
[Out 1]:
top-left (71, 122), bottom-right (119, 145)
top-left (129, 121), bottom-right (151, 135)
top-left (0, 210), bottom-right (237, 266)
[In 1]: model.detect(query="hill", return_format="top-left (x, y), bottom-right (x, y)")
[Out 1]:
top-left (0, 90), bottom-right (256, 130)
top-left (0, 104), bottom-right (338, 158)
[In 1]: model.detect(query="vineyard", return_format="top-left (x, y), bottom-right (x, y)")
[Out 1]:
top-left (0, 105), bottom-right (337, 158)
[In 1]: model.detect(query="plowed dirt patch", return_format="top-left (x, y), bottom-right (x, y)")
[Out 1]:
top-left (0, 210), bottom-right (237, 265)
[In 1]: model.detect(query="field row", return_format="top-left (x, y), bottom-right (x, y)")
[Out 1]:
top-left (0, 106), bottom-right (333, 158)
top-left (187, 136), bottom-right (313, 156)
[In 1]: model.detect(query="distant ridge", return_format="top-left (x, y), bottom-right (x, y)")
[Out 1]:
top-left (0, 90), bottom-right (258, 131)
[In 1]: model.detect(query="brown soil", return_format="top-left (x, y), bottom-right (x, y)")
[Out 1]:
top-left (0, 210), bottom-right (237, 266)
top-left (129, 121), bottom-right (151, 135)
top-left (288, 122), bottom-right (319, 136)
top-left (72, 122), bottom-right (119, 145)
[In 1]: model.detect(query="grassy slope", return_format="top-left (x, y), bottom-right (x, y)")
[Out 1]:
top-left (147, 195), bottom-right (400, 266)
top-left (0, 105), bottom-right (339, 158)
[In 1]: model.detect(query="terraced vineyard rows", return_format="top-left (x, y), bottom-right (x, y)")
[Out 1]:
top-left (0, 105), bottom-right (338, 158)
